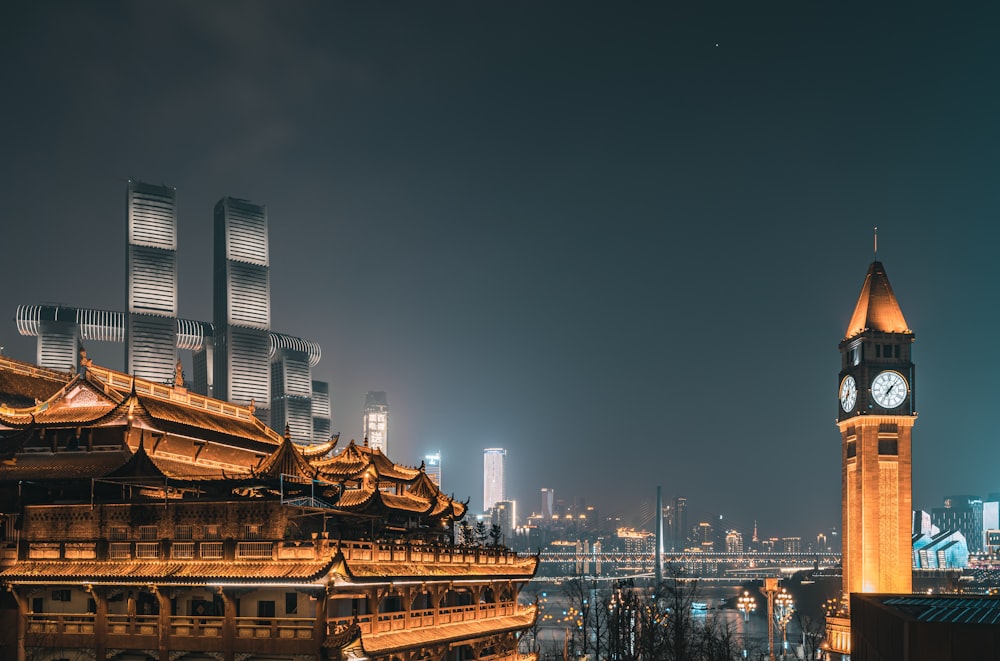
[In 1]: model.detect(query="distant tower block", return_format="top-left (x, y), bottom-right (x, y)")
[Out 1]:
top-left (540, 488), bottom-right (554, 519)
top-left (214, 197), bottom-right (271, 422)
top-left (838, 260), bottom-right (915, 596)
top-left (483, 448), bottom-right (506, 513)
top-left (126, 180), bottom-right (178, 382)
top-left (425, 452), bottom-right (442, 488)
top-left (363, 391), bottom-right (388, 453)
top-left (311, 380), bottom-right (331, 444)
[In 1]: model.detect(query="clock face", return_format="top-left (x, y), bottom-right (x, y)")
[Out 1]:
top-left (871, 371), bottom-right (908, 409)
top-left (839, 375), bottom-right (857, 412)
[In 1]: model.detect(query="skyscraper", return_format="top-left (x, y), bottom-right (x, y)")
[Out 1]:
top-left (483, 448), bottom-right (506, 513)
top-left (667, 496), bottom-right (687, 550)
top-left (311, 380), bottom-right (332, 444)
top-left (424, 451), bottom-right (442, 487)
top-left (362, 391), bottom-right (388, 453)
top-left (540, 488), bottom-right (554, 519)
top-left (838, 259), bottom-right (914, 597)
top-left (125, 180), bottom-right (178, 382)
top-left (214, 196), bottom-right (271, 422)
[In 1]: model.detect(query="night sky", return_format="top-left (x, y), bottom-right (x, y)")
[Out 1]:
top-left (2, 3), bottom-right (999, 540)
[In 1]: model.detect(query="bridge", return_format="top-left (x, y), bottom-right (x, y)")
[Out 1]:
top-left (535, 550), bottom-right (841, 581)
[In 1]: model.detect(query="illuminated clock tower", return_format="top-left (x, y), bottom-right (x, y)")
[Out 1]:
top-left (838, 260), bottom-right (914, 597)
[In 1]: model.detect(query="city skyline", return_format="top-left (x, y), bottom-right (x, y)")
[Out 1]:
top-left (3, 3), bottom-right (1000, 536)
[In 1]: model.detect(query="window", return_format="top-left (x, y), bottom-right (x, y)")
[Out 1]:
top-left (884, 344), bottom-right (893, 358)
top-left (109, 526), bottom-right (129, 541)
top-left (203, 525), bottom-right (221, 540)
top-left (878, 439), bottom-right (898, 455)
top-left (175, 525), bottom-right (193, 540)
top-left (243, 524), bottom-right (262, 540)
top-left (257, 600), bottom-right (275, 625)
top-left (109, 543), bottom-right (132, 560)
top-left (51, 589), bottom-right (71, 602)
top-left (138, 525), bottom-right (158, 541)
top-left (846, 441), bottom-right (856, 459)
top-left (285, 592), bottom-right (298, 615)
top-left (31, 597), bottom-right (43, 613)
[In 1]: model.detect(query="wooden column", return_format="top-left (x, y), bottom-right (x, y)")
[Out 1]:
top-left (313, 588), bottom-right (329, 658)
top-left (218, 587), bottom-right (236, 661)
top-left (152, 586), bottom-right (170, 661)
top-left (8, 586), bottom-right (26, 661)
top-left (88, 585), bottom-right (106, 661)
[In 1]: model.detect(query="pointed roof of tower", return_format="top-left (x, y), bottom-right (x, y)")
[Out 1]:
top-left (844, 261), bottom-right (910, 339)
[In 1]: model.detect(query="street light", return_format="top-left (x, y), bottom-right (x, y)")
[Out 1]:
top-left (737, 590), bottom-right (757, 658)
top-left (774, 588), bottom-right (795, 660)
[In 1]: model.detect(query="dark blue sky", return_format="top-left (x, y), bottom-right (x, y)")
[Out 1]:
top-left (2, 3), bottom-right (999, 539)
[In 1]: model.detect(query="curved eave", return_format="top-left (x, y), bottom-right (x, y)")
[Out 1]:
top-left (0, 558), bottom-right (336, 586)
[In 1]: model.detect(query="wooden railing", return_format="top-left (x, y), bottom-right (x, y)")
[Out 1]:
top-left (328, 600), bottom-right (527, 637)
top-left (338, 540), bottom-right (529, 567)
top-left (27, 613), bottom-right (314, 641)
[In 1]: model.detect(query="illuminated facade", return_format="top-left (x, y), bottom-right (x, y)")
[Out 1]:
top-left (362, 391), bottom-right (388, 453)
top-left (0, 354), bottom-right (537, 661)
top-left (540, 488), bottom-right (554, 519)
top-left (483, 448), bottom-right (506, 513)
top-left (126, 180), bottom-right (179, 383)
top-left (828, 259), bottom-right (916, 656)
top-left (838, 260), bottom-right (914, 597)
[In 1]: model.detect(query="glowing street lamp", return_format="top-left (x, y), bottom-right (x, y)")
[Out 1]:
top-left (737, 590), bottom-right (757, 658)
top-left (774, 588), bottom-right (795, 659)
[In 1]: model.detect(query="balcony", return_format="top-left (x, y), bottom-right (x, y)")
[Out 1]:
top-left (25, 613), bottom-right (318, 656)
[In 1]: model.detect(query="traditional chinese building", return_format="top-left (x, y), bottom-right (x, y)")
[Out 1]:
top-left (0, 353), bottom-right (537, 661)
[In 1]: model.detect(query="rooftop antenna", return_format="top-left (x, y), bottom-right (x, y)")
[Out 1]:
top-left (874, 226), bottom-right (878, 259)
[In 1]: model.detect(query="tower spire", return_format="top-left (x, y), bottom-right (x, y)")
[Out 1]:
top-left (874, 226), bottom-right (878, 259)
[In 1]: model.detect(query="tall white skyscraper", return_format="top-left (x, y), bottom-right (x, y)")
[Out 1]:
top-left (483, 448), bottom-right (506, 513)
top-left (126, 180), bottom-right (178, 382)
top-left (363, 391), bottom-right (388, 452)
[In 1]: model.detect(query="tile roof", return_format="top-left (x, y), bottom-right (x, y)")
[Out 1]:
top-left (300, 434), bottom-right (339, 458)
top-left (0, 450), bottom-right (131, 480)
top-left (0, 558), bottom-right (335, 584)
top-left (879, 595), bottom-right (1000, 625)
top-left (0, 357), bottom-right (72, 408)
top-left (845, 261), bottom-right (910, 339)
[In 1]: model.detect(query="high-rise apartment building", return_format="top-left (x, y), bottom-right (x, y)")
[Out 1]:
top-left (492, 500), bottom-right (516, 544)
top-left (125, 180), bottom-right (178, 382)
top-left (362, 391), bottom-right (388, 453)
top-left (483, 448), bottom-right (506, 513)
top-left (214, 196), bottom-right (271, 423)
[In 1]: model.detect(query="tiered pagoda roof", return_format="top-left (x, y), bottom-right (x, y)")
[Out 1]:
top-left (0, 356), bottom-right (468, 528)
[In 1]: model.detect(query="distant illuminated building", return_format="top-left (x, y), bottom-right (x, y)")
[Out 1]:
top-left (492, 500), bottom-right (516, 544)
top-left (816, 532), bottom-right (828, 551)
top-left (126, 180), bottom-right (178, 382)
top-left (540, 488), bottom-right (554, 519)
top-left (666, 496), bottom-right (687, 550)
top-left (483, 448), bottom-right (506, 513)
top-left (933, 495), bottom-right (984, 554)
top-left (424, 451), bottom-right (441, 487)
top-left (725, 530), bottom-right (743, 554)
top-left (782, 537), bottom-right (801, 554)
top-left (362, 391), bottom-right (388, 453)
top-left (695, 521), bottom-right (714, 551)
top-left (214, 196), bottom-right (271, 424)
